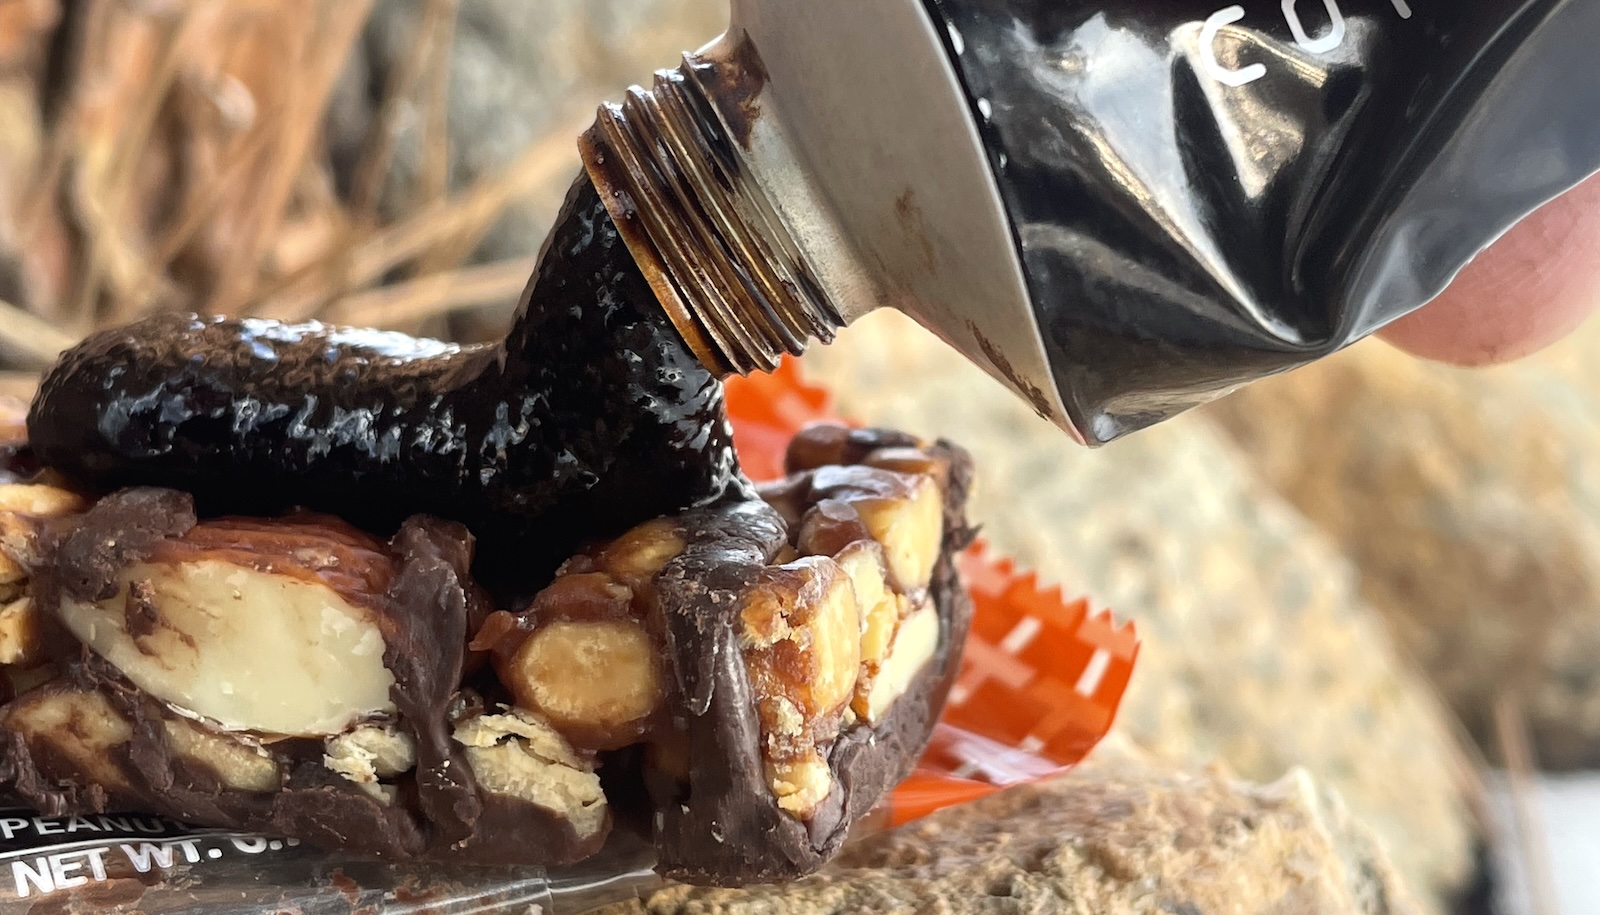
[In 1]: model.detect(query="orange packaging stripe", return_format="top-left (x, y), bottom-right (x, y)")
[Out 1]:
top-left (722, 357), bottom-right (1140, 826)
top-left (886, 772), bottom-right (1005, 826)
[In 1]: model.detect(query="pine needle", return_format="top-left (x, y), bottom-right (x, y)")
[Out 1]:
top-left (125, 106), bottom-right (288, 312)
top-left (0, 298), bottom-right (77, 369)
top-left (324, 257), bottom-right (529, 329)
top-left (347, 0), bottom-right (456, 222)
top-left (0, 371), bottom-right (41, 404)
top-left (415, 0), bottom-right (458, 211)
top-left (258, 108), bottom-right (585, 322)
top-left (209, 0), bottom-right (375, 317)
top-left (66, 1), bottom-right (207, 325)
top-left (1493, 692), bottom-right (1559, 915)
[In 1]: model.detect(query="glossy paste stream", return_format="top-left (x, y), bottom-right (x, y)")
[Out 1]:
top-left (25, 176), bottom-right (740, 575)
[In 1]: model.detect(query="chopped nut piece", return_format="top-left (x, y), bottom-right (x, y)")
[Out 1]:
top-left (0, 482), bottom-right (88, 517)
top-left (745, 559), bottom-right (862, 719)
top-left (163, 717), bottom-right (281, 793)
top-left (740, 557), bottom-right (863, 820)
top-left (55, 518), bottom-right (400, 736)
top-left (0, 554), bottom-right (23, 588)
top-left (4, 687), bottom-right (134, 791)
top-left (863, 592), bottom-right (913, 676)
top-left (453, 709), bottom-right (607, 839)
top-left (596, 518), bottom-right (685, 591)
top-left (324, 724), bottom-right (418, 787)
top-left (740, 559), bottom-right (863, 719)
top-left (0, 596), bottom-right (42, 666)
top-left (323, 724), bottom-right (414, 805)
top-left (784, 424), bottom-right (923, 474)
top-left (0, 482), bottom-right (87, 571)
top-left (811, 466), bottom-right (944, 591)
top-left (771, 752), bottom-right (833, 817)
top-left (832, 541), bottom-right (899, 668)
top-left (858, 600), bottom-right (942, 724)
top-left (501, 618), bottom-right (663, 750)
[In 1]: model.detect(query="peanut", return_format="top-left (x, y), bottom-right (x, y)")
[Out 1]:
top-left (812, 466), bottom-right (944, 592)
top-left (858, 600), bottom-right (941, 724)
top-left (454, 709), bottom-right (607, 839)
top-left (503, 618), bottom-right (663, 750)
top-left (596, 518), bottom-right (685, 591)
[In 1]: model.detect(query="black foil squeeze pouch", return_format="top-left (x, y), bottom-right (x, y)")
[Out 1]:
top-left (923, 0), bottom-right (1600, 440)
top-left (580, 0), bottom-right (1600, 444)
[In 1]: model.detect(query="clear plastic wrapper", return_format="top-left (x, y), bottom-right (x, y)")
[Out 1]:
top-left (0, 807), bottom-right (668, 913)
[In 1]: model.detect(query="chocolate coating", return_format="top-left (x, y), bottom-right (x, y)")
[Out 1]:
top-left (379, 515), bottom-right (483, 850)
top-left (651, 433), bottom-right (976, 885)
top-left (44, 488), bottom-right (196, 606)
top-left (7, 489), bottom-right (609, 866)
top-left (26, 176), bottom-right (738, 572)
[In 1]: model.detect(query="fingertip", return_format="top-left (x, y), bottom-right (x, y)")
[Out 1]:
top-left (1379, 171), bottom-right (1600, 366)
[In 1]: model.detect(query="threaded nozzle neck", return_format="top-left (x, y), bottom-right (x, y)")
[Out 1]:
top-left (580, 55), bottom-right (841, 376)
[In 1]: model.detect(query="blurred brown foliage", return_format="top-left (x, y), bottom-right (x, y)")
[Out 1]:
top-left (0, 0), bottom-right (597, 383)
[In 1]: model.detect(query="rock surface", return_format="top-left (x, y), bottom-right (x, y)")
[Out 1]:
top-left (1205, 332), bottom-right (1600, 770)
top-left (793, 311), bottom-right (1479, 915)
top-left (328, 0), bottom-right (728, 276)
top-left (601, 738), bottom-right (1425, 915)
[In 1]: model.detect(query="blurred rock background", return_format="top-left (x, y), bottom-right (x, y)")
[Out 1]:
top-left (1206, 325), bottom-right (1600, 772)
top-left (0, 1), bottom-right (1594, 913)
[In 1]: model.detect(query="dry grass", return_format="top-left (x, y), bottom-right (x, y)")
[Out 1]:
top-left (0, 0), bottom-right (615, 381)
top-left (1495, 694), bottom-right (1560, 915)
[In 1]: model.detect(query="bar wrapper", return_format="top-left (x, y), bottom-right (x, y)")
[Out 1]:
top-left (0, 358), bottom-right (1137, 913)
top-left (0, 809), bottom-right (659, 914)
